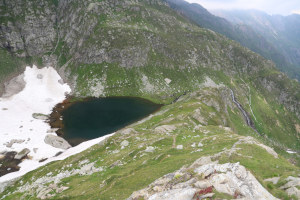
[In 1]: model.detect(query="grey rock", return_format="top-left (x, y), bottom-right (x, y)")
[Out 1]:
top-left (110, 160), bottom-right (122, 168)
top-left (128, 157), bottom-right (278, 200)
top-left (286, 187), bottom-right (300, 198)
top-left (44, 134), bottom-right (71, 150)
top-left (32, 113), bottom-right (49, 120)
top-left (197, 142), bottom-right (203, 147)
top-left (200, 193), bottom-right (215, 199)
top-left (5, 139), bottom-right (25, 148)
top-left (145, 146), bottom-right (155, 153)
top-left (14, 148), bottom-right (30, 160)
top-left (155, 125), bottom-right (177, 134)
top-left (194, 180), bottom-right (212, 189)
top-left (37, 74), bottom-right (43, 79)
top-left (121, 140), bottom-right (129, 147)
top-left (264, 177), bottom-right (280, 185)
top-left (280, 176), bottom-right (300, 194)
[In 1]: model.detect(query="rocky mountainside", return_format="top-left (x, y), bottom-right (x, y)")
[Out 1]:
top-left (164, 0), bottom-right (300, 81)
top-left (0, 0), bottom-right (300, 199)
top-left (213, 9), bottom-right (300, 80)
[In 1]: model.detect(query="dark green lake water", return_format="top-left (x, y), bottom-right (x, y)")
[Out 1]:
top-left (61, 97), bottom-right (161, 146)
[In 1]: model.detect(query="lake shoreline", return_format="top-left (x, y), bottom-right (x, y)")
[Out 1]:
top-left (49, 96), bottom-right (163, 146)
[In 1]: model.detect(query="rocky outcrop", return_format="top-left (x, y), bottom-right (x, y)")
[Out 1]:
top-left (0, 0), bottom-right (57, 57)
top-left (128, 156), bottom-right (278, 200)
top-left (264, 177), bottom-right (280, 185)
top-left (154, 125), bottom-right (177, 134)
top-left (44, 134), bottom-right (71, 150)
top-left (280, 176), bottom-right (300, 199)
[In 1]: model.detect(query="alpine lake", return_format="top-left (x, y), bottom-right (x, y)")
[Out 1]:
top-left (50, 97), bottom-right (162, 146)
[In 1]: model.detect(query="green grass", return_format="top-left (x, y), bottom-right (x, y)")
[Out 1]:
top-left (3, 88), bottom-right (299, 199)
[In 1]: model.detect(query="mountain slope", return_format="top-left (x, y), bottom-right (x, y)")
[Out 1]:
top-left (164, 0), bottom-right (300, 81)
top-left (2, 87), bottom-right (300, 199)
top-left (0, 0), bottom-right (300, 199)
top-left (213, 9), bottom-right (300, 80)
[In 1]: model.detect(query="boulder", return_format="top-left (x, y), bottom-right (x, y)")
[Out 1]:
top-left (145, 146), bottom-right (155, 153)
top-left (44, 134), bottom-right (71, 150)
top-left (14, 148), bottom-right (30, 160)
top-left (121, 140), bottom-right (129, 148)
top-left (286, 187), bottom-right (300, 198)
top-left (32, 113), bottom-right (49, 120)
top-left (164, 78), bottom-right (172, 84)
top-left (198, 142), bottom-right (203, 147)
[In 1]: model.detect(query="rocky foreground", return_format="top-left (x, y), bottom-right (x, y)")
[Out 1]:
top-left (129, 157), bottom-right (277, 200)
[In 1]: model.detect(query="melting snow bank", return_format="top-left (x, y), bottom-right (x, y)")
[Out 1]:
top-left (0, 66), bottom-right (114, 188)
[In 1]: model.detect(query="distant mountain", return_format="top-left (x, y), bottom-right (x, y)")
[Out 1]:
top-left (165, 0), bottom-right (300, 80)
top-left (213, 9), bottom-right (300, 80)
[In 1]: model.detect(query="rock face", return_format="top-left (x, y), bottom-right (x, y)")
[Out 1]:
top-left (44, 134), bottom-right (71, 150)
top-left (128, 156), bottom-right (278, 200)
top-left (0, 0), bottom-right (57, 57)
top-left (0, 0), bottom-right (299, 122)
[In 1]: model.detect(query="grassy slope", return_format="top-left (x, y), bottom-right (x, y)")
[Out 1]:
top-left (2, 88), bottom-right (299, 199)
top-left (0, 0), bottom-right (300, 199)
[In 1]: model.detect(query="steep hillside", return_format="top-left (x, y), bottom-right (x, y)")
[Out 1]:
top-left (0, 0), bottom-right (300, 199)
top-left (164, 0), bottom-right (300, 81)
top-left (213, 9), bottom-right (300, 80)
top-left (2, 87), bottom-right (300, 199)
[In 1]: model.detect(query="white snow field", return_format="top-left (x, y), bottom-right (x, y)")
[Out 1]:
top-left (0, 66), bottom-right (113, 184)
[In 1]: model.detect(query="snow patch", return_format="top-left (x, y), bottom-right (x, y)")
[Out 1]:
top-left (0, 66), bottom-right (115, 186)
top-left (0, 66), bottom-right (71, 182)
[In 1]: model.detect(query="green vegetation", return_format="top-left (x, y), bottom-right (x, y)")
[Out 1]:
top-left (1, 0), bottom-right (300, 199)
top-left (2, 88), bottom-right (300, 199)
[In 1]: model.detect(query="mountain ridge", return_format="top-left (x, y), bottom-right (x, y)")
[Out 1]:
top-left (165, 0), bottom-right (300, 81)
top-left (0, 0), bottom-right (300, 199)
